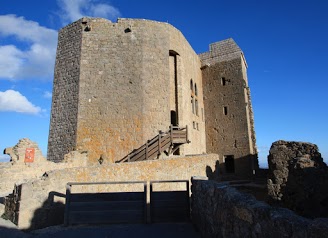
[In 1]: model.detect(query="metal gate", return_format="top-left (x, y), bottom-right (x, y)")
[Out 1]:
top-left (64, 180), bottom-right (190, 226)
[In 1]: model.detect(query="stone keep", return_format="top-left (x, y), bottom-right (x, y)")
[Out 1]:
top-left (48, 17), bottom-right (257, 175)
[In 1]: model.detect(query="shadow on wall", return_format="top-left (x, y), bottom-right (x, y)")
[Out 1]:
top-left (26, 191), bottom-right (66, 231)
top-left (206, 154), bottom-right (259, 181)
top-left (282, 165), bottom-right (328, 218)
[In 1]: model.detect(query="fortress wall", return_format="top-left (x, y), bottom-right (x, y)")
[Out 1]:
top-left (191, 177), bottom-right (328, 238)
top-left (7, 154), bottom-right (219, 229)
top-left (47, 20), bottom-right (83, 162)
top-left (202, 57), bottom-right (255, 177)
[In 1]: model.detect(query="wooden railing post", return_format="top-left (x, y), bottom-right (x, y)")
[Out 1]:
top-left (169, 125), bottom-right (173, 145)
top-left (158, 131), bottom-right (162, 155)
top-left (186, 125), bottom-right (190, 143)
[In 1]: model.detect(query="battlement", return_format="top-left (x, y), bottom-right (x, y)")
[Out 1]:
top-left (199, 38), bottom-right (247, 67)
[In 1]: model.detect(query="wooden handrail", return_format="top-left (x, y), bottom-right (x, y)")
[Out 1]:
top-left (116, 125), bottom-right (189, 163)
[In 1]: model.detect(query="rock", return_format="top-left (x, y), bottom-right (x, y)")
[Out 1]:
top-left (267, 140), bottom-right (328, 218)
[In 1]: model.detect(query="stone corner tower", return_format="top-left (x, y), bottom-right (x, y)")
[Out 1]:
top-left (200, 38), bottom-right (258, 178)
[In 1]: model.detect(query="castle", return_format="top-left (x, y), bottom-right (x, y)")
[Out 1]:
top-left (47, 17), bottom-right (258, 177)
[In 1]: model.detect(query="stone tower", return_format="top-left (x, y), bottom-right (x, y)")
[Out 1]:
top-left (200, 39), bottom-right (258, 177)
top-left (48, 18), bottom-right (206, 163)
top-left (48, 17), bottom-right (257, 177)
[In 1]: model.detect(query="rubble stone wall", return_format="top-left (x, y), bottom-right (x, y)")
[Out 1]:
top-left (47, 20), bottom-right (82, 162)
top-left (6, 154), bottom-right (219, 230)
top-left (1, 139), bottom-right (87, 196)
top-left (191, 177), bottom-right (328, 238)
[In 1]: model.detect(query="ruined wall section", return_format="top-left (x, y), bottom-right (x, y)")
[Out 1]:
top-left (7, 154), bottom-right (219, 229)
top-left (192, 177), bottom-right (328, 238)
top-left (200, 39), bottom-right (257, 177)
top-left (47, 20), bottom-right (83, 162)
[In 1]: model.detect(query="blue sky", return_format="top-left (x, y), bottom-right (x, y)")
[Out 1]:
top-left (0, 0), bottom-right (327, 167)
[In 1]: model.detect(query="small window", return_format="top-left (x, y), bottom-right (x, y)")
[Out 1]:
top-left (191, 96), bottom-right (194, 114)
top-left (196, 123), bottom-right (199, 130)
top-left (193, 121), bottom-right (196, 129)
top-left (190, 79), bottom-right (193, 93)
top-left (195, 84), bottom-right (198, 96)
top-left (221, 77), bottom-right (226, 86)
top-left (224, 106), bottom-right (228, 115)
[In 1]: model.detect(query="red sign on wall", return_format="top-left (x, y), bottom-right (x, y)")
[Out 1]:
top-left (25, 148), bottom-right (35, 163)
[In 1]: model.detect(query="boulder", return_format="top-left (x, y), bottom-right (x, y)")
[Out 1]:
top-left (267, 140), bottom-right (328, 218)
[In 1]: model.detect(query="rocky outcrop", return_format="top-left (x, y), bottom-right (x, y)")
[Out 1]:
top-left (267, 140), bottom-right (328, 218)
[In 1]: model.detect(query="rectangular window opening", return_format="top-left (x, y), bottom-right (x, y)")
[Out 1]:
top-left (224, 106), bottom-right (228, 115)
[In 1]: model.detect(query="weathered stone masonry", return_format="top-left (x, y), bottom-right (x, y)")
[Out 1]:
top-left (200, 39), bottom-right (258, 177)
top-left (48, 18), bottom-right (257, 177)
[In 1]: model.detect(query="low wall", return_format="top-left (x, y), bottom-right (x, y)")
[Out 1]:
top-left (1, 138), bottom-right (88, 196)
top-left (6, 154), bottom-right (219, 230)
top-left (0, 155), bottom-right (87, 196)
top-left (191, 177), bottom-right (328, 238)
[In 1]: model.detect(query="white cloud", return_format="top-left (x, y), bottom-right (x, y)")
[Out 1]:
top-left (57, 0), bottom-right (121, 24)
top-left (43, 91), bottom-right (52, 99)
top-left (0, 45), bottom-right (24, 79)
top-left (0, 90), bottom-right (42, 114)
top-left (0, 15), bottom-right (57, 81)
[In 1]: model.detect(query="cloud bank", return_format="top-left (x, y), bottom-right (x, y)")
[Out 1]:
top-left (0, 14), bottom-right (58, 81)
top-left (0, 1), bottom-right (121, 81)
top-left (0, 90), bottom-right (42, 114)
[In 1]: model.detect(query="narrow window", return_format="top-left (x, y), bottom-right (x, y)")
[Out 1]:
top-left (221, 77), bottom-right (226, 86)
top-left (224, 155), bottom-right (235, 173)
top-left (195, 99), bottom-right (199, 116)
top-left (224, 106), bottom-right (228, 115)
top-left (193, 121), bottom-right (196, 129)
top-left (191, 79), bottom-right (195, 114)
top-left (194, 83), bottom-right (199, 116)
top-left (201, 108), bottom-right (204, 122)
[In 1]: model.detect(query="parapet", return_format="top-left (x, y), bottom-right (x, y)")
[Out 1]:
top-left (199, 38), bottom-right (247, 67)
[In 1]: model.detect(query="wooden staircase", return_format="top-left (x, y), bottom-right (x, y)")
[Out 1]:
top-left (116, 125), bottom-right (190, 163)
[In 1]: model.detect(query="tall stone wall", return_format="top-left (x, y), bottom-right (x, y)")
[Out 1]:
top-left (200, 39), bottom-right (258, 178)
top-left (191, 177), bottom-right (328, 238)
top-left (48, 17), bottom-right (206, 163)
top-left (6, 154), bottom-right (219, 230)
top-left (47, 20), bottom-right (83, 162)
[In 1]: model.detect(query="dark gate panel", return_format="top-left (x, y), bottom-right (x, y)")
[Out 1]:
top-left (64, 181), bottom-right (147, 226)
top-left (150, 180), bottom-right (190, 223)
